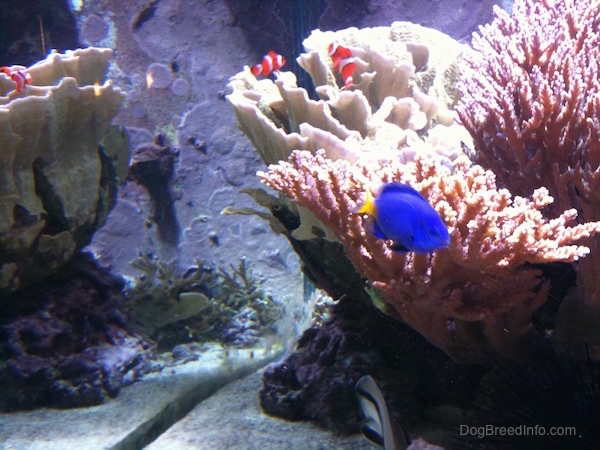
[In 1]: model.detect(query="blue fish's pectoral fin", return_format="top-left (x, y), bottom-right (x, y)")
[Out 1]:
top-left (372, 221), bottom-right (389, 240)
top-left (389, 242), bottom-right (411, 253)
top-left (364, 218), bottom-right (388, 240)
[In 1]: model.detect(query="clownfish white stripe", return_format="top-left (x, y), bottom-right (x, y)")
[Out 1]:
top-left (0, 66), bottom-right (32, 93)
top-left (327, 42), bottom-right (357, 89)
top-left (338, 58), bottom-right (356, 89)
top-left (251, 51), bottom-right (286, 77)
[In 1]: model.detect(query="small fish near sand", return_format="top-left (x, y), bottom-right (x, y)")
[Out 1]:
top-left (0, 66), bottom-right (32, 92)
top-left (328, 41), bottom-right (356, 89)
top-left (250, 51), bottom-right (286, 77)
top-left (357, 183), bottom-right (450, 253)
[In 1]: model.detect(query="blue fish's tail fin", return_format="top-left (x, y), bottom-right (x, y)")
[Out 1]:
top-left (356, 189), bottom-right (377, 216)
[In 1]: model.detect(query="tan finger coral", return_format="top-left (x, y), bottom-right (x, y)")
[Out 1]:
top-left (0, 48), bottom-right (126, 293)
top-left (259, 150), bottom-right (600, 362)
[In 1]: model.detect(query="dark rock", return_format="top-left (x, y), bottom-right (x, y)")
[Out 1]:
top-left (260, 294), bottom-right (484, 434)
top-left (0, 253), bottom-right (156, 411)
top-left (128, 136), bottom-right (181, 246)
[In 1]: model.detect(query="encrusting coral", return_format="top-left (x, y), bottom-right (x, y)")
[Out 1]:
top-left (455, 0), bottom-right (600, 354)
top-left (0, 48), bottom-right (127, 293)
top-left (260, 150), bottom-right (600, 362)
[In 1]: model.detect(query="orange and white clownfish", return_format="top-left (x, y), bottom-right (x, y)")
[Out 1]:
top-left (251, 51), bottom-right (286, 77)
top-left (0, 66), bottom-right (32, 92)
top-left (327, 42), bottom-right (356, 90)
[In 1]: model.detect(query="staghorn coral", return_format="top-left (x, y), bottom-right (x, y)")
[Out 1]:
top-left (259, 150), bottom-right (600, 362)
top-left (127, 254), bottom-right (212, 336)
top-left (456, 0), bottom-right (600, 216)
top-left (0, 48), bottom-right (127, 293)
top-left (186, 258), bottom-right (284, 346)
top-left (455, 0), bottom-right (600, 354)
top-left (227, 20), bottom-right (600, 361)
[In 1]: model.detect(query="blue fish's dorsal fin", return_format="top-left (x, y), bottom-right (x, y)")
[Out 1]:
top-left (379, 183), bottom-right (426, 202)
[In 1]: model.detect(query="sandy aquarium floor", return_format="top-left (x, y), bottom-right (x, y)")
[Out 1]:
top-left (0, 342), bottom-right (377, 450)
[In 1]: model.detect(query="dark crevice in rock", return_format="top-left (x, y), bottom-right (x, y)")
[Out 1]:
top-left (95, 145), bottom-right (119, 229)
top-left (270, 202), bottom-right (364, 300)
top-left (131, 0), bottom-right (159, 31)
top-left (32, 156), bottom-right (69, 236)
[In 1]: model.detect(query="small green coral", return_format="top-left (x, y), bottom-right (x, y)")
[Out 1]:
top-left (127, 255), bottom-right (210, 334)
top-left (126, 255), bottom-right (284, 348)
top-left (217, 258), bottom-right (282, 326)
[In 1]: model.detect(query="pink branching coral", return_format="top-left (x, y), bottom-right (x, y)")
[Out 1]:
top-left (457, 0), bottom-right (600, 216)
top-left (455, 0), bottom-right (600, 347)
top-left (259, 150), bottom-right (600, 362)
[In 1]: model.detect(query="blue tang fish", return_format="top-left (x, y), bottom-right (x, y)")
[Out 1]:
top-left (357, 183), bottom-right (450, 253)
